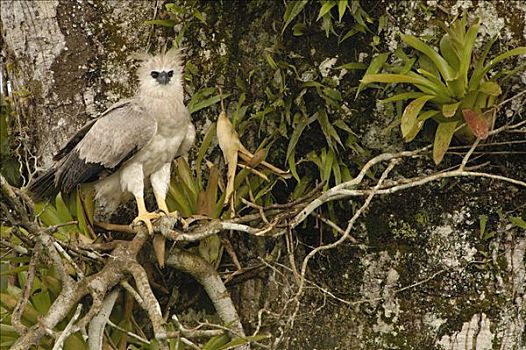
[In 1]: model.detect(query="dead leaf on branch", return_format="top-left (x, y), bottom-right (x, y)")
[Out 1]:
top-left (216, 110), bottom-right (291, 208)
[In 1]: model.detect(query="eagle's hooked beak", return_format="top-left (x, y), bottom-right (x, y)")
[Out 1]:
top-left (156, 71), bottom-right (171, 85)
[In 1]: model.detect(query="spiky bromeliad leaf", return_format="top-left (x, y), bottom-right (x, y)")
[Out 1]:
top-left (433, 120), bottom-right (458, 164)
top-left (469, 47), bottom-right (526, 90)
top-left (355, 53), bottom-right (389, 97)
top-left (401, 95), bottom-right (434, 140)
top-left (478, 81), bottom-right (502, 96)
top-left (401, 34), bottom-right (455, 82)
top-left (440, 34), bottom-right (460, 69)
top-left (456, 20), bottom-right (480, 93)
top-left (361, 73), bottom-right (448, 97)
top-left (404, 110), bottom-right (440, 142)
top-left (442, 101), bottom-right (461, 118)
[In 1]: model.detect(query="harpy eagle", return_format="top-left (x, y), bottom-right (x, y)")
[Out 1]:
top-left (29, 50), bottom-right (195, 240)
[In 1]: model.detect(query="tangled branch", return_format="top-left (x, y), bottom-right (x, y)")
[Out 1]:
top-left (1, 119), bottom-right (525, 349)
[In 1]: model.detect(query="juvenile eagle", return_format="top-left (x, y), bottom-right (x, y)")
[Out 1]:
top-left (29, 50), bottom-right (195, 238)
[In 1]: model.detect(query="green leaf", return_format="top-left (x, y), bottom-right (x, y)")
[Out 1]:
top-left (356, 53), bottom-right (389, 97)
top-left (286, 113), bottom-right (313, 162)
top-left (321, 14), bottom-right (334, 37)
top-left (405, 110), bottom-right (440, 142)
top-left (292, 175), bottom-right (312, 199)
top-left (339, 24), bottom-right (363, 44)
top-left (198, 234), bottom-right (222, 265)
top-left (0, 292), bottom-right (40, 324)
top-left (322, 148), bottom-right (334, 189)
top-left (292, 22), bottom-right (306, 36)
top-left (192, 9), bottom-right (207, 24)
top-left (196, 122), bottom-right (217, 188)
top-left (264, 52), bottom-right (278, 70)
top-left (188, 93), bottom-right (230, 114)
top-left (288, 151), bottom-right (300, 182)
top-left (416, 68), bottom-right (445, 87)
top-left (433, 120), bottom-right (458, 164)
top-left (400, 95), bottom-right (434, 139)
top-left (318, 109), bottom-right (343, 149)
top-left (31, 288), bottom-right (52, 315)
top-left (203, 334), bottom-right (230, 350)
top-left (317, 1), bottom-right (337, 21)
top-left (322, 87), bottom-right (342, 102)
top-left (217, 335), bottom-right (269, 350)
top-left (470, 36), bottom-right (498, 89)
top-left (165, 3), bottom-right (183, 14)
top-left (361, 73), bottom-right (442, 94)
top-left (479, 214), bottom-right (488, 237)
top-left (143, 19), bottom-right (175, 27)
top-left (55, 193), bottom-right (73, 223)
top-left (332, 158), bottom-right (342, 185)
top-left (176, 159), bottom-right (198, 203)
top-left (379, 92), bottom-right (425, 103)
top-left (440, 35), bottom-right (460, 69)
top-left (333, 119), bottom-right (356, 136)
top-left (338, 0), bottom-right (348, 22)
top-left (457, 21), bottom-right (479, 93)
top-left (63, 333), bottom-right (88, 350)
top-left (401, 34), bottom-right (454, 82)
top-left (508, 216), bottom-right (526, 229)
top-left (302, 81), bottom-right (326, 88)
top-left (442, 101), bottom-right (461, 118)
top-left (34, 202), bottom-right (61, 227)
top-left (478, 81), bottom-right (502, 96)
top-left (471, 47), bottom-right (526, 89)
top-left (282, 0), bottom-right (308, 34)
top-left (168, 183), bottom-right (193, 217)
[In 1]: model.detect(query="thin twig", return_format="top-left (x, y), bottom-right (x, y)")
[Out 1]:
top-left (460, 138), bottom-right (481, 170)
top-left (12, 241), bottom-right (42, 335)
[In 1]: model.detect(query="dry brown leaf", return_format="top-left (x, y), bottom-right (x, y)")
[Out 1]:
top-left (216, 111), bottom-right (240, 206)
top-left (152, 233), bottom-right (165, 268)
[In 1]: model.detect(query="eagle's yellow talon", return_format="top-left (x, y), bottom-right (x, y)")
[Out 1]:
top-left (132, 211), bottom-right (163, 234)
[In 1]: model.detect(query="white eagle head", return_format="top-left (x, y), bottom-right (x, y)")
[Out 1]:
top-left (136, 49), bottom-right (184, 99)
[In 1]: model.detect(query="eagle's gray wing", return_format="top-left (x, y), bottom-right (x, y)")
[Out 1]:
top-left (54, 100), bottom-right (157, 194)
top-left (53, 99), bottom-right (133, 161)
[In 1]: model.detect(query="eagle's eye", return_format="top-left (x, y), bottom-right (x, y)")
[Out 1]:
top-left (167, 70), bottom-right (174, 78)
top-left (151, 71), bottom-right (159, 79)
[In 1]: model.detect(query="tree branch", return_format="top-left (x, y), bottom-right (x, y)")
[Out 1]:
top-left (166, 248), bottom-right (249, 350)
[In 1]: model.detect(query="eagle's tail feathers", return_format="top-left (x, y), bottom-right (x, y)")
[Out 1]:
top-left (28, 168), bottom-right (59, 201)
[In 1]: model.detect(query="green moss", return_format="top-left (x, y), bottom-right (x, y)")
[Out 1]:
top-left (0, 97), bottom-right (21, 186)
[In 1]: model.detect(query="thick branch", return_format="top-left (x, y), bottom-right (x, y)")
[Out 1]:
top-left (11, 228), bottom-right (149, 350)
top-left (166, 248), bottom-right (249, 350)
top-left (88, 289), bottom-right (120, 350)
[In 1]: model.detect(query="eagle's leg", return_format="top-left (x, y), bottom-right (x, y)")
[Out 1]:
top-left (132, 195), bottom-right (163, 234)
top-left (151, 163), bottom-right (189, 228)
top-left (150, 163), bottom-right (186, 268)
top-left (122, 163), bottom-right (162, 234)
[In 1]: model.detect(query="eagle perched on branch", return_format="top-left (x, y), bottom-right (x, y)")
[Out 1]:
top-left (29, 50), bottom-right (194, 254)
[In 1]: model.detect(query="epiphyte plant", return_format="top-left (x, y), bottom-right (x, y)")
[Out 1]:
top-left (360, 14), bottom-right (526, 164)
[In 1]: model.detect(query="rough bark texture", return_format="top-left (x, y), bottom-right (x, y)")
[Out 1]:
top-left (1, 0), bottom-right (157, 167)
top-left (2, 0), bottom-right (525, 349)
